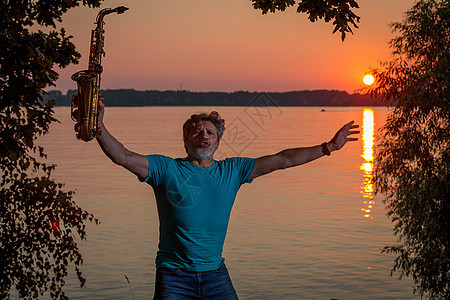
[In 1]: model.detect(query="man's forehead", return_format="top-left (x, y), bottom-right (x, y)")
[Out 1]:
top-left (193, 120), bottom-right (215, 129)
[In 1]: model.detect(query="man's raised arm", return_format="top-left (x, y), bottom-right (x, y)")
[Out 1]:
top-left (249, 121), bottom-right (360, 181)
top-left (96, 101), bottom-right (149, 181)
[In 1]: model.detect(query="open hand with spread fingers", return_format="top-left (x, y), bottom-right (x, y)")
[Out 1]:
top-left (328, 121), bottom-right (360, 152)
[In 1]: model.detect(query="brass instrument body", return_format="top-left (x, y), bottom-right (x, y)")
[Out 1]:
top-left (71, 6), bottom-right (128, 142)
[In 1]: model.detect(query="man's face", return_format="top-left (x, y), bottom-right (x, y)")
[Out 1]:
top-left (185, 120), bottom-right (219, 160)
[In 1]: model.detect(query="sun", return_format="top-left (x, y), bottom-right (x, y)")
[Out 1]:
top-left (363, 74), bottom-right (375, 85)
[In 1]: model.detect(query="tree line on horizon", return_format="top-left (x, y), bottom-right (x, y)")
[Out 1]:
top-left (45, 89), bottom-right (381, 107)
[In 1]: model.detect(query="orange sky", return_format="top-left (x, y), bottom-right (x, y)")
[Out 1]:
top-left (52, 0), bottom-right (416, 94)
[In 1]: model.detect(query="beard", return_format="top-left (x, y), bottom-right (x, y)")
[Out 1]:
top-left (186, 142), bottom-right (218, 160)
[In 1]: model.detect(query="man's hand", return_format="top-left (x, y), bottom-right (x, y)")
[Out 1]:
top-left (328, 121), bottom-right (360, 152)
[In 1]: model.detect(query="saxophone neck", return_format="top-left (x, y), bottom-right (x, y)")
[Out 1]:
top-left (96, 6), bottom-right (129, 24)
top-left (89, 6), bottom-right (129, 71)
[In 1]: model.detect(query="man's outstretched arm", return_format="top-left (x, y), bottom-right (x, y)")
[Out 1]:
top-left (248, 121), bottom-right (360, 181)
top-left (96, 101), bottom-right (149, 181)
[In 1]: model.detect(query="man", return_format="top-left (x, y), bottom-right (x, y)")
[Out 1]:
top-left (96, 101), bottom-right (359, 299)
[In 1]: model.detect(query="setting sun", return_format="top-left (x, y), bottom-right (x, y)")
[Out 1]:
top-left (363, 74), bottom-right (375, 86)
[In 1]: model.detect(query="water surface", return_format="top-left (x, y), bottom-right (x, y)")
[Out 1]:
top-left (38, 106), bottom-right (417, 299)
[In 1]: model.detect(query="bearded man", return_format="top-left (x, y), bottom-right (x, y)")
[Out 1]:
top-left (96, 101), bottom-right (359, 300)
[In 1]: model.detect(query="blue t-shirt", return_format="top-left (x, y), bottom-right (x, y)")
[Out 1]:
top-left (144, 155), bottom-right (256, 271)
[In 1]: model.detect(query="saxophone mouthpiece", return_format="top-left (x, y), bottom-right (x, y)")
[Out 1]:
top-left (116, 6), bottom-right (129, 14)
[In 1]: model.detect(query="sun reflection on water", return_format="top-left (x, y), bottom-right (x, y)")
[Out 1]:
top-left (361, 109), bottom-right (375, 219)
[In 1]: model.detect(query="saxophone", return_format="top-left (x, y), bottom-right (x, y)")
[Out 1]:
top-left (71, 6), bottom-right (128, 141)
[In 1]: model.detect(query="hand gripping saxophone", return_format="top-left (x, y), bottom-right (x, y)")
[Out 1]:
top-left (71, 6), bottom-right (128, 141)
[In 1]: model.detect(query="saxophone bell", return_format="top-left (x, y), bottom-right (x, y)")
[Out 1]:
top-left (71, 70), bottom-right (100, 141)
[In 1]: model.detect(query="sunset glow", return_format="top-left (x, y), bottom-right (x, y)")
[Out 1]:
top-left (50, 0), bottom-right (416, 93)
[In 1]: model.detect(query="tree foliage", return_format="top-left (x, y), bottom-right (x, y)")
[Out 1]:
top-left (0, 0), bottom-right (102, 298)
top-left (367, 0), bottom-right (450, 298)
top-left (252, 0), bottom-right (360, 40)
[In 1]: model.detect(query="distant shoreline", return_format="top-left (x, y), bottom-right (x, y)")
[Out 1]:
top-left (45, 89), bottom-right (384, 107)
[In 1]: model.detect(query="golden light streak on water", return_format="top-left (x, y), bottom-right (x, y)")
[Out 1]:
top-left (360, 109), bottom-right (375, 219)
top-left (361, 162), bottom-right (372, 172)
top-left (362, 109), bottom-right (374, 161)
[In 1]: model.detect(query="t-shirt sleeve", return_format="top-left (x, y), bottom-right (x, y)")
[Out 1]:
top-left (143, 155), bottom-right (171, 186)
top-left (231, 157), bottom-right (257, 185)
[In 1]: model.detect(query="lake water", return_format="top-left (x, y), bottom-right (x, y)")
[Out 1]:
top-left (37, 105), bottom-right (418, 299)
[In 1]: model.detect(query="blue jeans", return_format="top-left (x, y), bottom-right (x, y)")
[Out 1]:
top-left (153, 263), bottom-right (239, 299)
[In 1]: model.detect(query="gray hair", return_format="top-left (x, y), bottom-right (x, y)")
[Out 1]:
top-left (183, 111), bottom-right (225, 142)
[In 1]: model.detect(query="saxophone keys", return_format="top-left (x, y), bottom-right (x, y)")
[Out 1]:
top-left (71, 109), bottom-right (80, 122)
top-left (71, 94), bottom-right (80, 106)
top-left (74, 123), bottom-right (82, 135)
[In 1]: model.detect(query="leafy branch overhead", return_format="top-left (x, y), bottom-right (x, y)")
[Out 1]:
top-left (252, 0), bottom-right (360, 40)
